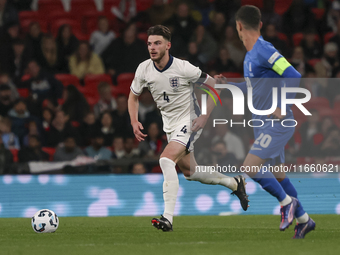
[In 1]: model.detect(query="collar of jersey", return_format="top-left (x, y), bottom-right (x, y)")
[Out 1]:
top-left (153, 54), bottom-right (173, 73)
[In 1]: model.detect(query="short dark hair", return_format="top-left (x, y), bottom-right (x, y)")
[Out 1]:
top-left (147, 25), bottom-right (171, 42)
top-left (235, 5), bottom-right (261, 30)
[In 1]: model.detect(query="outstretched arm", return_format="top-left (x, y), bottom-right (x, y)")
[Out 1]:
top-left (128, 91), bottom-right (147, 142)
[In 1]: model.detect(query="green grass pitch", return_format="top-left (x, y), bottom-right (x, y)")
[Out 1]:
top-left (1, 215), bottom-right (339, 255)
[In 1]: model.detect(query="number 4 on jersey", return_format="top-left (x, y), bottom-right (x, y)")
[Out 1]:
top-left (163, 92), bottom-right (169, 102)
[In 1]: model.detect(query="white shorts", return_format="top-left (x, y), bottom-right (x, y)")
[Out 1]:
top-left (166, 123), bottom-right (202, 152)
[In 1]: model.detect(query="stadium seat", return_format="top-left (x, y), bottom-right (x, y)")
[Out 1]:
top-left (85, 96), bottom-right (99, 108)
top-left (50, 19), bottom-right (82, 37)
top-left (241, 0), bottom-right (263, 9)
top-left (73, 30), bottom-right (90, 41)
top-left (137, 32), bottom-right (148, 43)
top-left (84, 74), bottom-right (112, 86)
top-left (112, 86), bottom-right (130, 98)
top-left (291, 105), bottom-right (307, 127)
top-left (324, 32), bottom-right (335, 44)
top-left (292, 33), bottom-right (304, 47)
top-left (333, 101), bottom-right (340, 111)
top-left (41, 147), bottom-right (56, 161)
top-left (221, 72), bottom-right (242, 78)
top-left (71, 0), bottom-right (97, 13)
top-left (21, 74), bottom-right (31, 81)
top-left (55, 74), bottom-right (80, 87)
top-left (307, 58), bottom-right (321, 67)
top-left (311, 8), bottom-right (325, 20)
top-left (19, 11), bottom-right (39, 22)
top-left (9, 149), bottom-right (19, 162)
top-left (17, 88), bottom-right (30, 98)
top-left (38, 0), bottom-right (64, 12)
top-left (277, 32), bottom-right (289, 45)
top-left (275, 0), bottom-right (293, 15)
top-left (136, 0), bottom-right (154, 12)
top-left (117, 73), bottom-right (135, 87)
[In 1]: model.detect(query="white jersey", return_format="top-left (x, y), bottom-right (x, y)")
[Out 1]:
top-left (130, 55), bottom-right (202, 133)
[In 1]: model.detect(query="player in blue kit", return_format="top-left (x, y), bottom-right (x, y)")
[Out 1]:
top-left (219, 5), bottom-right (315, 239)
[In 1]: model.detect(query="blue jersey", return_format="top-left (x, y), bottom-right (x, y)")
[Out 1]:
top-left (243, 36), bottom-right (299, 125)
top-left (234, 36), bottom-right (301, 162)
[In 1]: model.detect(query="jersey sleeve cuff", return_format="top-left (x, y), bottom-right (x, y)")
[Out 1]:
top-left (130, 87), bottom-right (141, 96)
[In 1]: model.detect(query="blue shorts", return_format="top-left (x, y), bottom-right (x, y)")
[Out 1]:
top-left (249, 124), bottom-right (295, 165)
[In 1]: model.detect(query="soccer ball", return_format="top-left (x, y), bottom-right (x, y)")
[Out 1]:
top-left (31, 209), bottom-right (59, 233)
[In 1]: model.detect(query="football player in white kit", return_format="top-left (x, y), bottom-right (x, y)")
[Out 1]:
top-left (128, 25), bottom-right (248, 232)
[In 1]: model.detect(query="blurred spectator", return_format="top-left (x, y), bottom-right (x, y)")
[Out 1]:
top-left (22, 120), bottom-right (40, 147)
top-left (0, 21), bottom-right (21, 71)
top-left (54, 135), bottom-right (84, 162)
top-left (138, 90), bottom-right (156, 124)
top-left (290, 46), bottom-right (314, 77)
top-left (8, 0), bottom-right (32, 11)
top-left (44, 110), bottom-right (79, 147)
top-left (112, 136), bottom-right (125, 159)
top-left (7, 39), bottom-right (31, 82)
top-left (131, 163), bottom-right (147, 174)
top-left (93, 82), bottom-right (117, 119)
top-left (210, 140), bottom-right (238, 167)
top-left (135, 0), bottom-right (174, 27)
top-left (101, 23), bottom-right (148, 77)
top-left (191, 0), bottom-right (214, 27)
top-left (84, 132), bottom-right (112, 160)
top-left (139, 122), bottom-right (165, 159)
top-left (121, 137), bottom-right (139, 159)
top-left (0, 84), bottom-right (14, 116)
top-left (298, 109), bottom-right (320, 156)
top-left (99, 110), bottom-right (116, 146)
top-left (0, 0), bottom-right (18, 30)
top-left (163, 2), bottom-right (197, 57)
top-left (211, 124), bottom-right (245, 161)
top-left (90, 16), bottom-right (116, 55)
top-left (329, 19), bottom-right (340, 59)
top-left (18, 135), bottom-right (48, 162)
top-left (261, 0), bottom-right (282, 31)
top-left (41, 108), bottom-right (54, 132)
top-left (190, 25), bottom-right (217, 64)
top-left (36, 35), bottom-right (61, 73)
top-left (327, 1), bottom-right (340, 33)
top-left (301, 71), bottom-right (325, 97)
top-left (282, 0), bottom-right (316, 36)
top-left (79, 112), bottom-right (97, 146)
top-left (8, 99), bottom-right (30, 144)
top-left (21, 60), bottom-right (63, 114)
top-left (214, 0), bottom-right (240, 23)
top-left (0, 72), bottom-right (19, 99)
top-left (0, 116), bottom-right (20, 149)
top-left (210, 47), bottom-right (237, 75)
top-left (56, 24), bottom-right (79, 73)
top-left (69, 41), bottom-right (105, 79)
top-left (25, 22), bottom-right (44, 61)
top-left (111, 94), bottom-right (133, 137)
top-left (263, 24), bottom-right (288, 57)
top-left (300, 29), bottom-right (322, 60)
top-left (207, 12), bottom-right (226, 42)
top-left (318, 127), bottom-right (340, 156)
top-left (314, 42), bottom-right (339, 77)
top-left (326, 68), bottom-right (340, 103)
top-left (186, 41), bottom-right (204, 70)
top-left (221, 26), bottom-right (246, 70)
top-left (61, 85), bottom-right (90, 123)
top-left (0, 132), bottom-right (13, 174)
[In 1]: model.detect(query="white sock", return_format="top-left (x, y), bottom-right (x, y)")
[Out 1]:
top-left (159, 157), bottom-right (179, 224)
top-left (296, 212), bottom-right (309, 224)
top-left (279, 195), bottom-right (292, 206)
top-left (185, 166), bottom-right (237, 191)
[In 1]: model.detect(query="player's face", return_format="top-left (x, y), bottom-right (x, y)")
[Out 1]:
top-left (147, 35), bottom-right (170, 62)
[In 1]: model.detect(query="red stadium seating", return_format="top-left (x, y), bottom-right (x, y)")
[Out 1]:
top-left (137, 32), bottom-right (148, 43)
top-left (41, 147), bottom-right (56, 161)
top-left (311, 8), bottom-right (325, 20)
top-left (10, 149), bottom-right (19, 162)
top-left (292, 33), bottom-right (304, 47)
top-left (71, 0), bottom-right (97, 13)
top-left (117, 73), bottom-right (135, 86)
top-left (304, 97), bottom-right (330, 110)
top-left (84, 74), bottom-right (112, 85)
top-left (112, 85), bottom-right (130, 98)
top-left (20, 19), bottom-right (48, 33)
top-left (136, 0), bottom-right (154, 12)
top-left (333, 101), bottom-right (340, 111)
top-left (17, 88), bottom-right (30, 98)
top-left (221, 72), bottom-right (242, 78)
top-left (38, 0), bottom-right (64, 12)
top-left (277, 32), bottom-right (289, 45)
top-left (241, 0), bottom-right (263, 9)
top-left (19, 11), bottom-right (39, 22)
top-left (21, 74), bottom-right (31, 81)
top-left (55, 74), bottom-right (80, 87)
top-left (275, 0), bottom-right (293, 15)
top-left (307, 58), bottom-right (321, 67)
top-left (324, 32), bottom-right (335, 44)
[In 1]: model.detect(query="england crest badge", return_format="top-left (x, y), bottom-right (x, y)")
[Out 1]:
top-left (169, 77), bottom-right (179, 91)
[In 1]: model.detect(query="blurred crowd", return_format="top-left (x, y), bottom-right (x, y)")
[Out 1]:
top-left (0, 0), bottom-right (340, 175)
